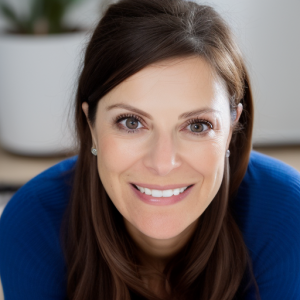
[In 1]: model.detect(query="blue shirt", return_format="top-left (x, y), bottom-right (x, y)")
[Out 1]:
top-left (1, 150), bottom-right (300, 299)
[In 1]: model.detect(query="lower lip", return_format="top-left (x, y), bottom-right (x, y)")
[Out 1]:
top-left (130, 184), bottom-right (194, 206)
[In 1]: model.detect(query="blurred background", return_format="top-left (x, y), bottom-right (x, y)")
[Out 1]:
top-left (0, 0), bottom-right (299, 297)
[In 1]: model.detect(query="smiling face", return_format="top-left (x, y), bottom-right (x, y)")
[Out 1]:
top-left (82, 56), bottom-right (242, 242)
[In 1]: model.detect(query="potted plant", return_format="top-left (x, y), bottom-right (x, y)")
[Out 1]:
top-left (0, 0), bottom-right (89, 156)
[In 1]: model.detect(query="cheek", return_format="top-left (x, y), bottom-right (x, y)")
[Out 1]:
top-left (182, 138), bottom-right (226, 205)
top-left (97, 135), bottom-right (139, 174)
top-left (182, 137), bottom-right (225, 176)
top-left (96, 134), bottom-right (143, 202)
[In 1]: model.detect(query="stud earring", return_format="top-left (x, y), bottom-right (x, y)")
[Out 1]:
top-left (226, 149), bottom-right (230, 158)
top-left (91, 147), bottom-right (97, 156)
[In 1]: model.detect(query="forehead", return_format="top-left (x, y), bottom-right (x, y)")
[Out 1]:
top-left (100, 56), bottom-right (229, 113)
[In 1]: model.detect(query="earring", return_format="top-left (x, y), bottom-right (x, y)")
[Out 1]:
top-left (226, 149), bottom-right (230, 158)
top-left (91, 147), bottom-right (97, 156)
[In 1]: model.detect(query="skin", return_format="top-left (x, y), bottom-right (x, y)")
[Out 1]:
top-left (82, 56), bottom-right (243, 296)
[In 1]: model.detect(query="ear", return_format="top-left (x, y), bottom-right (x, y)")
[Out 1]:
top-left (226, 103), bottom-right (243, 149)
top-left (82, 102), bottom-right (98, 147)
top-left (234, 103), bottom-right (243, 123)
top-left (82, 101), bottom-right (89, 120)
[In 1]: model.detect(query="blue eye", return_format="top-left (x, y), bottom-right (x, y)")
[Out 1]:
top-left (114, 114), bottom-right (213, 136)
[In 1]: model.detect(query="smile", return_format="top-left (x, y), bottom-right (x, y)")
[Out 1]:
top-left (133, 184), bottom-right (192, 197)
top-left (130, 183), bottom-right (194, 206)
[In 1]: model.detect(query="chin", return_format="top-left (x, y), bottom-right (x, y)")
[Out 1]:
top-left (135, 216), bottom-right (189, 240)
top-left (145, 231), bottom-right (182, 240)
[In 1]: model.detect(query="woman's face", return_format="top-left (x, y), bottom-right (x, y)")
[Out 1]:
top-left (83, 57), bottom-right (241, 241)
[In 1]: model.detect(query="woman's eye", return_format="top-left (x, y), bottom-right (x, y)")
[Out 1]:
top-left (121, 117), bottom-right (142, 130)
top-left (187, 121), bottom-right (211, 134)
top-left (117, 115), bottom-right (144, 133)
top-left (115, 114), bottom-right (212, 136)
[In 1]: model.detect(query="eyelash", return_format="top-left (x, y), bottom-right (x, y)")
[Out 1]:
top-left (114, 113), bottom-right (213, 136)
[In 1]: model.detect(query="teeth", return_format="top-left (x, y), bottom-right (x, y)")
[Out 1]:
top-left (135, 185), bottom-right (189, 197)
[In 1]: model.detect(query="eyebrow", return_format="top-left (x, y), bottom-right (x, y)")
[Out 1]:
top-left (106, 103), bottom-right (220, 120)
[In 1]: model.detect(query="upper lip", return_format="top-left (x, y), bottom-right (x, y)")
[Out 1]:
top-left (131, 182), bottom-right (194, 190)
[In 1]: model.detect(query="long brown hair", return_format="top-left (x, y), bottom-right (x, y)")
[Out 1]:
top-left (60, 0), bottom-right (259, 299)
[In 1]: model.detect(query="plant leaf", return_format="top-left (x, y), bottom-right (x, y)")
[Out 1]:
top-left (0, 1), bottom-right (29, 33)
top-left (28, 0), bottom-right (45, 33)
top-left (30, 0), bottom-right (44, 22)
top-left (0, 2), bottom-right (19, 24)
top-left (44, 0), bottom-right (65, 33)
top-left (0, 0), bottom-right (85, 34)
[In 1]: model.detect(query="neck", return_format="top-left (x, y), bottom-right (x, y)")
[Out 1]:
top-left (124, 218), bottom-right (198, 272)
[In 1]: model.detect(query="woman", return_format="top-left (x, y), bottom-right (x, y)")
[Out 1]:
top-left (0, 0), bottom-right (300, 299)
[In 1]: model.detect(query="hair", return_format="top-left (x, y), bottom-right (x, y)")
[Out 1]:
top-left (60, 0), bottom-right (260, 299)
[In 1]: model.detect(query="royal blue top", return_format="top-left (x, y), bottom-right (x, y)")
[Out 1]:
top-left (0, 150), bottom-right (300, 299)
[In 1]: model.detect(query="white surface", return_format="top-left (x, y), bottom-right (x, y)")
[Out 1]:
top-left (0, 32), bottom-right (89, 155)
top-left (0, 0), bottom-right (104, 155)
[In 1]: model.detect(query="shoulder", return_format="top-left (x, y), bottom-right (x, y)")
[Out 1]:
top-left (234, 150), bottom-right (300, 215)
top-left (1, 155), bottom-right (77, 226)
top-left (0, 155), bottom-right (77, 298)
top-left (242, 150), bottom-right (300, 192)
top-left (233, 150), bottom-right (300, 298)
top-left (234, 150), bottom-right (300, 243)
top-left (234, 150), bottom-right (300, 232)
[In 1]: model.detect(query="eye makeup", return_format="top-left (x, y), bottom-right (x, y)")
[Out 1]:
top-left (113, 113), bottom-right (214, 137)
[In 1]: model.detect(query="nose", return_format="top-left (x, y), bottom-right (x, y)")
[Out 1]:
top-left (143, 130), bottom-right (181, 176)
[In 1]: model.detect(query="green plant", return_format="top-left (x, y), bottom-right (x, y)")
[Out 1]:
top-left (0, 0), bottom-right (83, 34)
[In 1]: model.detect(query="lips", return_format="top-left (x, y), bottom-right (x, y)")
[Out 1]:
top-left (130, 182), bottom-right (194, 190)
top-left (131, 183), bottom-right (193, 192)
top-left (130, 182), bottom-right (194, 206)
